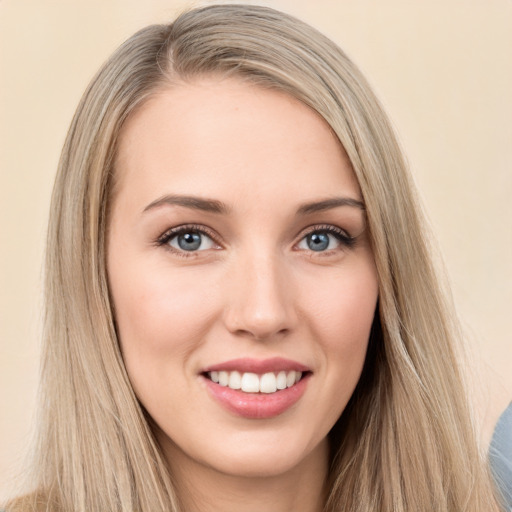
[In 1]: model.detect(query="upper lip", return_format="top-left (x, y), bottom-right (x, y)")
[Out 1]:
top-left (202, 357), bottom-right (310, 374)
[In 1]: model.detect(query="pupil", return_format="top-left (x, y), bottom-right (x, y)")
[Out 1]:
top-left (308, 232), bottom-right (329, 251)
top-left (178, 232), bottom-right (201, 251)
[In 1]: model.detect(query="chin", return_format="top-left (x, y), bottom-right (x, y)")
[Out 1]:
top-left (195, 430), bottom-right (329, 480)
top-left (209, 451), bottom-right (304, 479)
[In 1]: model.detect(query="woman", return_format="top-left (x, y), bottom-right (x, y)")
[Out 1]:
top-left (4, 4), bottom-right (505, 511)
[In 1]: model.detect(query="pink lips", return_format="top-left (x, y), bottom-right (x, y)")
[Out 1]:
top-left (201, 357), bottom-right (311, 420)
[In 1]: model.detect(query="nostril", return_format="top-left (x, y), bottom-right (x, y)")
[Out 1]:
top-left (232, 326), bottom-right (290, 341)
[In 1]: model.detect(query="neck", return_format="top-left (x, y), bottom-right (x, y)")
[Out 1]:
top-left (166, 440), bottom-right (329, 512)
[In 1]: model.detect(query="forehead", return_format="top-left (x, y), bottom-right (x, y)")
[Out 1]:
top-left (114, 77), bottom-right (360, 209)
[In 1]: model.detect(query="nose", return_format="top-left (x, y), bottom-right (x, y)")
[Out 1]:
top-left (222, 251), bottom-right (298, 341)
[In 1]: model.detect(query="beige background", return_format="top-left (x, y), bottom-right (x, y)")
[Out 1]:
top-left (1, 0), bottom-right (511, 499)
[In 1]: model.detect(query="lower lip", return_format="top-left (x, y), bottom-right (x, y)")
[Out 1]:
top-left (203, 375), bottom-right (310, 419)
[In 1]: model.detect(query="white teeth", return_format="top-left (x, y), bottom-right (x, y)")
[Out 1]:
top-left (228, 371), bottom-right (241, 390)
top-left (218, 371), bottom-right (229, 386)
top-left (207, 370), bottom-right (304, 394)
top-left (260, 372), bottom-right (277, 393)
top-left (276, 371), bottom-right (287, 390)
top-left (241, 372), bottom-right (260, 393)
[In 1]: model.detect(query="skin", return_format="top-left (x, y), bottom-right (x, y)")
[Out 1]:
top-left (108, 78), bottom-right (379, 512)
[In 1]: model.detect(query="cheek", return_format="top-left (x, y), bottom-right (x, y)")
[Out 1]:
top-left (304, 260), bottom-right (378, 345)
top-left (291, 266), bottom-right (378, 442)
top-left (108, 263), bottom-right (220, 413)
top-left (300, 258), bottom-right (378, 407)
top-left (109, 258), bottom-right (220, 363)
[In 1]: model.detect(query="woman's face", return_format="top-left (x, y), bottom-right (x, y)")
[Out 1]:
top-left (108, 78), bottom-right (378, 480)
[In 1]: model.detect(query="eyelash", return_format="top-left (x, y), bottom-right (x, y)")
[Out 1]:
top-left (155, 223), bottom-right (356, 257)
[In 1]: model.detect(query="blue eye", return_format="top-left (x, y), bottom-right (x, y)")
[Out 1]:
top-left (164, 229), bottom-right (217, 252)
top-left (297, 227), bottom-right (354, 252)
top-left (298, 231), bottom-right (339, 252)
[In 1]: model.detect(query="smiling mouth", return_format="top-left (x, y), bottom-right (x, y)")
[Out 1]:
top-left (204, 370), bottom-right (306, 394)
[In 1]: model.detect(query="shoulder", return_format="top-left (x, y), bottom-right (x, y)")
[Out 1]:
top-left (489, 402), bottom-right (512, 509)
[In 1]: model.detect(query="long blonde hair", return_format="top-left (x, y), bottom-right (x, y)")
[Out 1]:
top-left (7, 4), bottom-right (501, 511)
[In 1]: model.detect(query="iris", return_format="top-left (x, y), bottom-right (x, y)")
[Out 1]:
top-left (177, 232), bottom-right (202, 251)
top-left (307, 232), bottom-right (330, 251)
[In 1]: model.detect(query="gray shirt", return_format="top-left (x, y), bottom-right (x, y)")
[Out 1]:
top-left (490, 402), bottom-right (512, 510)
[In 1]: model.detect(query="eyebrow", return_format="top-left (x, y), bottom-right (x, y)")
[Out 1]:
top-left (143, 195), bottom-right (230, 214)
top-left (296, 197), bottom-right (365, 215)
top-left (143, 194), bottom-right (364, 216)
